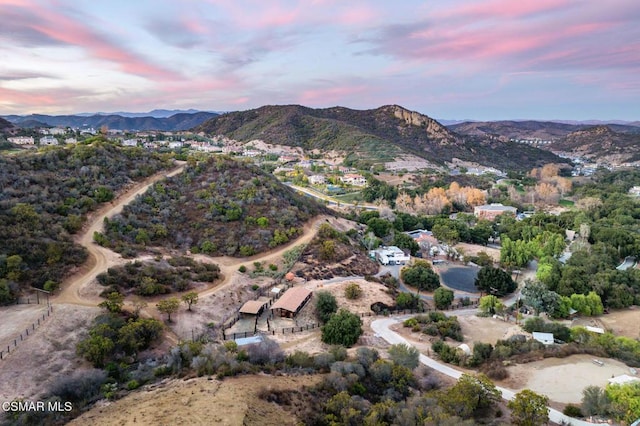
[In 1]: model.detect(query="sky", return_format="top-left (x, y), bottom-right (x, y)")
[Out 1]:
top-left (1, 0), bottom-right (639, 120)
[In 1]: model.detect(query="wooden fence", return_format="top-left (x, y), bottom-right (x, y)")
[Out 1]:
top-left (0, 304), bottom-right (53, 360)
top-left (221, 305), bottom-right (476, 341)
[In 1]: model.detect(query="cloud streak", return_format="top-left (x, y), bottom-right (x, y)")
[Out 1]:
top-left (0, 0), bottom-right (638, 119)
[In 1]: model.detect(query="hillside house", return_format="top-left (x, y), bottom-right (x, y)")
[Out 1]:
top-left (8, 136), bottom-right (34, 145)
top-left (39, 136), bottom-right (58, 146)
top-left (370, 246), bottom-right (410, 265)
top-left (474, 203), bottom-right (517, 220)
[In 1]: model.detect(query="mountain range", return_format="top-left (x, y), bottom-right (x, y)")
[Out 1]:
top-left (195, 104), bottom-right (566, 171)
top-left (2, 111), bottom-right (219, 131)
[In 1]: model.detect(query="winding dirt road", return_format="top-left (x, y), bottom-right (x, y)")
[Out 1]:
top-left (55, 164), bottom-right (187, 306)
top-left (54, 162), bottom-right (326, 310)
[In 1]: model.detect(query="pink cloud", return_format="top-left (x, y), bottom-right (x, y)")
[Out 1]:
top-left (8, 3), bottom-right (179, 81)
top-left (438, 0), bottom-right (576, 20)
top-left (298, 85), bottom-right (368, 105)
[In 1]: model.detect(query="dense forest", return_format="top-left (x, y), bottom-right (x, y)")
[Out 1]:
top-left (0, 141), bottom-right (173, 302)
top-left (98, 156), bottom-right (325, 257)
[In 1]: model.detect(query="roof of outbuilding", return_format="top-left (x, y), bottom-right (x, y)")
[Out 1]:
top-left (270, 287), bottom-right (312, 313)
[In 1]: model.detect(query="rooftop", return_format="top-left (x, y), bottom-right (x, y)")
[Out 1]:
top-left (270, 287), bottom-right (312, 313)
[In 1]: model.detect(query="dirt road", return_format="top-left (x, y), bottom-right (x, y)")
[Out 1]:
top-left (55, 164), bottom-right (186, 306)
top-left (54, 163), bottom-right (325, 310)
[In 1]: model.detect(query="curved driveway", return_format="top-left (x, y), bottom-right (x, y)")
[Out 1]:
top-left (372, 317), bottom-right (608, 426)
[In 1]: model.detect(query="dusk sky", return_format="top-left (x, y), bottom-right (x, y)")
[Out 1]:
top-left (1, 0), bottom-right (639, 120)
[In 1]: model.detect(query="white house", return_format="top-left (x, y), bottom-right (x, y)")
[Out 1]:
top-left (308, 175), bottom-right (326, 185)
top-left (340, 174), bottom-right (367, 186)
top-left (370, 246), bottom-right (410, 265)
top-left (8, 136), bottom-right (34, 145)
top-left (122, 139), bottom-right (138, 147)
top-left (532, 332), bottom-right (554, 345)
top-left (39, 136), bottom-right (58, 146)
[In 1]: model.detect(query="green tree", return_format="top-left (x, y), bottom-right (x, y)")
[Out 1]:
top-left (76, 335), bottom-right (115, 368)
top-left (478, 295), bottom-right (504, 315)
top-left (475, 266), bottom-right (516, 296)
top-left (181, 291), bottom-right (199, 311)
top-left (0, 279), bottom-right (15, 304)
top-left (401, 260), bottom-right (440, 291)
top-left (316, 291), bottom-right (338, 323)
top-left (156, 297), bottom-right (180, 322)
top-left (521, 280), bottom-right (562, 316)
top-left (344, 282), bottom-right (363, 300)
top-left (605, 382), bottom-right (640, 423)
top-left (388, 343), bottom-right (420, 370)
top-left (367, 217), bottom-right (392, 238)
top-left (441, 373), bottom-right (501, 418)
top-left (321, 309), bottom-right (363, 347)
top-left (396, 292), bottom-right (420, 309)
top-left (508, 389), bottom-right (549, 426)
top-left (434, 287), bottom-right (454, 310)
top-left (98, 292), bottom-right (124, 313)
top-left (393, 232), bottom-right (420, 256)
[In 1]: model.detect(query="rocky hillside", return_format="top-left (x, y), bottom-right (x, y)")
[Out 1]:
top-left (196, 104), bottom-right (564, 171)
top-left (449, 120), bottom-right (583, 141)
top-left (552, 126), bottom-right (640, 163)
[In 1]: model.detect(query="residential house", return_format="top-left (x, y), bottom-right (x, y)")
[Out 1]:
top-left (121, 139), bottom-right (138, 147)
top-left (340, 173), bottom-right (367, 186)
top-left (370, 246), bottom-right (410, 265)
top-left (8, 136), bottom-right (34, 145)
top-left (308, 175), bottom-right (326, 185)
top-left (39, 136), bottom-right (58, 146)
top-left (474, 203), bottom-right (517, 220)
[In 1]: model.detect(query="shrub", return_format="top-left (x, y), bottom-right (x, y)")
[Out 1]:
top-left (563, 404), bottom-right (583, 418)
top-left (126, 380), bottom-right (140, 390)
top-left (285, 350), bottom-right (314, 368)
top-left (316, 291), bottom-right (338, 323)
top-left (49, 369), bottom-right (107, 406)
top-left (245, 338), bottom-right (284, 365)
top-left (321, 309), bottom-right (363, 347)
top-left (238, 265), bottom-right (247, 273)
top-left (344, 283), bottom-right (363, 300)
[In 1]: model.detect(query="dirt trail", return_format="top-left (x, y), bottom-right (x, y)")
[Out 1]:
top-left (55, 164), bottom-right (186, 306)
top-left (54, 162), bottom-right (326, 314)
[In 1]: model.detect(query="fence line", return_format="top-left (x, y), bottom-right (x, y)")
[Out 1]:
top-left (221, 304), bottom-right (480, 341)
top-left (0, 304), bottom-right (53, 360)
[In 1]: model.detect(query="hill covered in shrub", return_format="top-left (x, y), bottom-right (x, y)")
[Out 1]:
top-left (99, 156), bottom-right (326, 257)
top-left (0, 141), bottom-right (173, 302)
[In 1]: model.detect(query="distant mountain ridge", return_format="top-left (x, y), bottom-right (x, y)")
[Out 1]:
top-left (196, 104), bottom-right (565, 171)
top-left (448, 120), bottom-right (640, 141)
top-left (2, 111), bottom-right (219, 131)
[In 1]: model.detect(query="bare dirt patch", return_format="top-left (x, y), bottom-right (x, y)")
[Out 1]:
top-left (500, 354), bottom-right (632, 404)
top-left (454, 243), bottom-right (501, 262)
top-left (593, 307), bottom-right (640, 339)
top-left (0, 304), bottom-right (100, 402)
top-left (0, 304), bottom-right (49, 350)
top-left (69, 374), bottom-right (323, 426)
top-left (457, 314), bottom-right (524, 346)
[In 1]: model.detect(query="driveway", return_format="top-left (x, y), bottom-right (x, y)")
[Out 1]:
top-left (371, 317), bottom-right (608, 426)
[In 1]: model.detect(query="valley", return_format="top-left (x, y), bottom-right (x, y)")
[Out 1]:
top-left (1, 110), bottom-right (640, 426)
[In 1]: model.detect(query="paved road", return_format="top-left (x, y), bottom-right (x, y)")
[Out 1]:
top-left (372, 317), bottom-right (608, 426)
